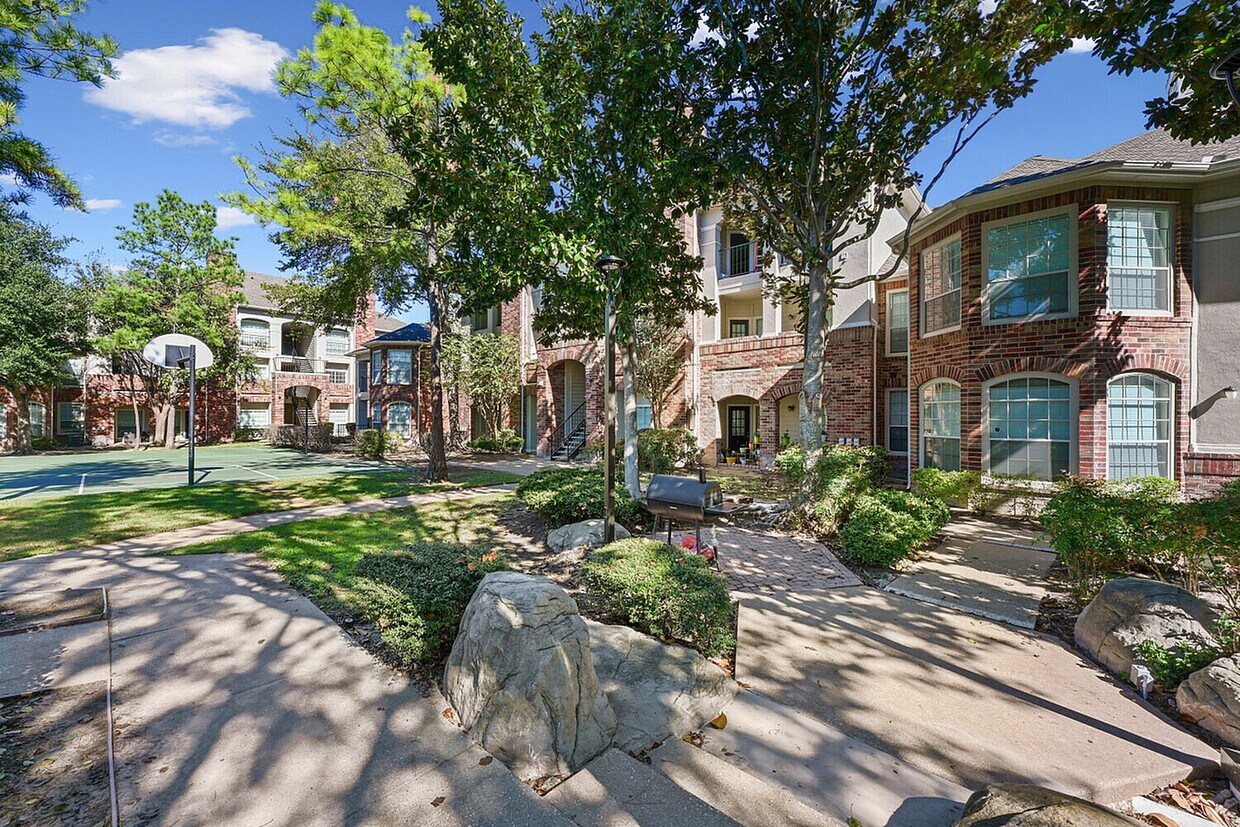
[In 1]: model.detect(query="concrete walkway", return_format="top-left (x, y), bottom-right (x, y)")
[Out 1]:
top-left (51, 484), bottom-right (515, 558)
top-left (0, 551), bottom-right (568, 826)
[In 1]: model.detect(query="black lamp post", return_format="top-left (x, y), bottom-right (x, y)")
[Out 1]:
top-left (597, 254), bottom-right (627, 544)
top-left (1212, 48), bottom-right (1240, 107)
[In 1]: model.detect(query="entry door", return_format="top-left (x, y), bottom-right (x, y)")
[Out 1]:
top-left (522, 387), bottom-right (537, 453)
top-left (727, 406), bottom-right (751, 453)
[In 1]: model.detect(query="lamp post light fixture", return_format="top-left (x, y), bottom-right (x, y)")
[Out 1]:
top-left (1212, 48), bottom-right (1240, 107)
top-left (1225, 385), bottom-right (1238, 401)
top-left (597, 254), bottom-right (627, 544)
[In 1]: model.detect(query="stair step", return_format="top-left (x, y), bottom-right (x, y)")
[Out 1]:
top-left (544, 748), bottom-right (740, 827)
top-left (695, 690), bottom-right (969, 827)
top-left (649, 737), bottom-right (842, 827)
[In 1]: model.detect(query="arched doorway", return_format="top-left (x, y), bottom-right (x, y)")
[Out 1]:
top-left (716, 394), bottom-right (759, 463)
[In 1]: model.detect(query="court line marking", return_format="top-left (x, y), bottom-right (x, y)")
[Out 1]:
top-left (235, 464), bottom-right (279, 480)
top-left (77, 474), bottom-right (88, 495)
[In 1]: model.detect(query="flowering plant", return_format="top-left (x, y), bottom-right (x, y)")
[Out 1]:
top-left (679, 534), bottom-right (716, 563)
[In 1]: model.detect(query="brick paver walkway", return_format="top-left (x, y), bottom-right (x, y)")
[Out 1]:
top-left (663, 525), bottom-right (861, 595)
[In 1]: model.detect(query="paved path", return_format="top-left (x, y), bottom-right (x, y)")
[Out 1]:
top-left (51, 484), bottom-right (515, 558)
top-left (0, 552), bottom-right (568, 826)
top-left (664, 525), bottom-right (862, 594)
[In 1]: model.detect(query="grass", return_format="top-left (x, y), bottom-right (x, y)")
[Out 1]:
top-left (0, 469), bottom-right (522, 561)
top-left (167, 493), bottom-right (515, 611)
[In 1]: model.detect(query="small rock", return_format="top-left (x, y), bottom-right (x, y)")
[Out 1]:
top-left (546, 519), bottom-right (631, 555)
top-left (1074, 577), bottom-right (1217, 676)
top-left (954, 784), bottom-right (1141, 826)
top-left (1177, 656), bottom-right (1240, 746)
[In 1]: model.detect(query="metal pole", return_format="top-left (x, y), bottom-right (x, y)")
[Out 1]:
top-left (604, 286), bottom-right (617, 544)
top-left (304, 397), bottom-right (310, 454)
top-left (187, 347), bottom-right (196, 486)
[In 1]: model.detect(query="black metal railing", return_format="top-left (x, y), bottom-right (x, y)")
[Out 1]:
top-left (548, 400), bottom-right (587, 460)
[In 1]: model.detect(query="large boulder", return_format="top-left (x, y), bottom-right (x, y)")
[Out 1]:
top-left (445, 572), bottom-right (616, 780)
top-left (954, 784), bottom-right (1141, 826)
top-left (1074, 577), bottom-right (1217, 676)
top-left (1177, 655), bottom-right (1240, 746)
top-left (546, 519), bottom-right (631, 555)
top-left (587, 620), bottom-right (738, 754)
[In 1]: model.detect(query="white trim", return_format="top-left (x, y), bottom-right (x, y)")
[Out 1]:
top-left (1105, 201), bottom-right (1175, 316)
top-left (1195, 195), bottom-right (1240, 214)
top-left (980, 205), bottom-right (1079, 326)
top-left (981, 372), bottom-right (1079, 481)
top-left (1196, 230), bottom-right (1240, 243)
top-left (1105, 372), bottom-right (1176, 481)
top-left (919, 233), bottom-right (962, 336)
top-left (886, 288), bottom-right (909, 356)
top-left (918, 377), bottom-right (962, 472)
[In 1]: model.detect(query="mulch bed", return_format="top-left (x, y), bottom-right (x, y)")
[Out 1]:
top-left (0, 682), bottom-right (112, 827)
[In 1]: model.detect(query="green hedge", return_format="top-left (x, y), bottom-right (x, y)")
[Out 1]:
top-left (637, 427), bottom-right (701, 474)
top-left (348, 543), bottom-right (508, 665)
top-left (467, 428), bottom-right (523, 453)
top-left (515, 467), bottom-right (644, 528)
top-left (778, 445), bottom-right (892, 535)
top-left (840, 490), bottom-right (949, 568)
top-left (584, 538), bottom-right (735, 657)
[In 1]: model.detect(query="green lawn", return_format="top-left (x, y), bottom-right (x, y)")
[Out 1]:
top-left (167, 492), bottom-right (515, 609)
top-left (0, 469), bottom-right (522, 561)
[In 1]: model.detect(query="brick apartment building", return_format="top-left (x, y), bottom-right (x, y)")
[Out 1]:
top-left (470, 130), bottom-right (1240, 496)
top-left (0, 272), bottom-right (406, 451)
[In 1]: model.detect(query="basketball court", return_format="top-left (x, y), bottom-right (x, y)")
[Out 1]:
top-left (0, 444), bottom-right (408, 502)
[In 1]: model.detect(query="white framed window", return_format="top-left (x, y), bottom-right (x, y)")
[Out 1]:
top-left (983, 208), bottom-right (1075, 324)
top-left (254, 362), bottom-right (271, 380)
top-left (326, 365), bottom-right (349, 384)
top-left (636, 398), bottom-right (652, 431)
top-left (0, 412), bottom-right (7, 441)
top-left (28, 402), bottom-right (46, 437)
top-left (57, 402), bottom-right (83, 434)
top-left (389, 349), bottom-right (413, 384)
top-left (921, 237), bottom-right (961, 335)
top-left (921, 381), bottom-right (960, 471)
top-left (1107, 204), bottom-right (1173, 314)
top-left (984, 374), bottom-right (1075, 481)
top-left (240, 318), bottom-right (270, 349)
top-left (387, 401), bottom-right (412, 438)
top-left (328, 404), bottom-right (350, 436)
top-left (371, 351), bottom-right (382, 385)
top-left (325, 329), bottom-right (349, 356)
top-left (1107, 373), bottom-right (1173, 480)
top-left (238, 403), bottom-right (271, 429)
top-left (887, 289), bottom-right (909, 355)
top-left (887, 389), bottom-right (909, 454)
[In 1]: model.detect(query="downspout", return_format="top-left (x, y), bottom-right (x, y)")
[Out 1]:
top-left (907, 312), bottom-right (912, 491)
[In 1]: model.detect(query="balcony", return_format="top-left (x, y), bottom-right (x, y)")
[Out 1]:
top-left (240, 333), bottom-right (271, 350)
top-left (724, 240), bottom-right (759, 278)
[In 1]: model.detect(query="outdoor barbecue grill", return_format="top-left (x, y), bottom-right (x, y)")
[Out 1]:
top-left (644, 472), bottom-right (743, 566)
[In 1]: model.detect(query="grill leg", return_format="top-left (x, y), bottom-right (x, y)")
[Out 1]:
top-left (666, 518), bottom-right (673, 545)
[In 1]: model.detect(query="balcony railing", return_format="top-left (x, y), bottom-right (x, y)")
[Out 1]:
top-left (241, 333), bottom-right (270, 349)
top-left (725, 241), bottom-right (758, 277)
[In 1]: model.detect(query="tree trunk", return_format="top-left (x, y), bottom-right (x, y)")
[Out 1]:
top-left (799, 262), bottom-right (832, 451)
top-left (425, 281), bottom-right (450, 482)
top-left (622, 330), bottom-right (640, 498)
top-left (130, 390), bottom-right (142, 449)
top-left (11, 387), bottom-right (32, 455)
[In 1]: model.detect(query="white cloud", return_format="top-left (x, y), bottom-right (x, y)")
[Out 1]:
top-left (84, 28), bottom-right (287, 130)
top-left (216, 205), bottom-right (255, 229)
top-left (84, 198), bottom-right (122, 212)
top-left (0, 172), bottom-right (19, 186)
top-left (1067, 37), bottom-right (1097, 54)
top-left (154, 130), bottom-right (217, 148)
top-left (977, 0), bottom-right (998, 14)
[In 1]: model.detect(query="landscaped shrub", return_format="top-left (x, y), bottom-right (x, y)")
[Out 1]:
top-left (912, 468), bottom-right (981, 508)
top-left (467, 428), bottom-right (523, 453)
top-left (355, 428), bottom-right (390, 459)
top-left (774, 445), bottom-right (808, 489)
top-left (515, 467), bottom-right (645, 528)
top-left (584, 538), bottom-right (735, 657)
top-left (348, 543), bottom-right (509, 665)
top-left (30, 435), bottom-right (57, 451)
top-left (637, 427), bottom-right (701, 474)
top-left (839, 490), bottom-right (946, 568)
top-left (1135, 639), bottom-right (1220, 689)
top-left (233, 426), bottom-right (266, 443)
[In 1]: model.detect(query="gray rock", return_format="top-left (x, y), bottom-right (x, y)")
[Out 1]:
top-left (1178, 656), bottom-right (1240, 746)
top-left (444, 572), bottom-right (617, 780)
top-left (587, 620), bottom-right (737, 754)
top-left (1074, 577), bottom-right (1217, 676)
top-left (546, 519), bottom-right (630, 554)
top-left (954, 784), bottom-right (1141, 826)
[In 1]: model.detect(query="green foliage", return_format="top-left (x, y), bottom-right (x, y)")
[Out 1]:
top-left (349, 543), bottom-right (508, 665)
top-left (912, 468), bottom-right (980, 507)
top-left (637, 428), bottom-right (700, 474)
top-left (29, 434), bottom-right (57, 451)
top-left (515, 467), bottom-right (644, 529)
top-left (633, 318), bottom-right (687, 428)
top-left (233, 427), bottom-right (266, 443)
top-left (584, 538), bottom-right (735, 657)
top-left (774, 445), bottom-right (808, 489)
top-left (0, 0), bottom-right (117, 209)
top-left (1135, 640), bottom-right (1219, 689)
top-left (787, 445), bottom-right (892, 535)
top-left (449, 332), bottom-right (522, 435)
top-left (355, 428), bottom-right (390, 459)
top-left (467, 428), bottom-right (522, 453)
top-left (840, 491), bottom-right (945, 569)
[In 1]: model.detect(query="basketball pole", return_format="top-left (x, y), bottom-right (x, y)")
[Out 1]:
top-left (186, 347), bottom-right (196, 486)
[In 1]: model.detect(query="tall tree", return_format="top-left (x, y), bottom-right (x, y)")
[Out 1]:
top-left (459, 331), bottom-right (521, 435)
top-left (92, 191), bottom-right (246, 448)
top-left (533, 0), bottom-right (714, 497)
top-left (0, 1), bottom-right (117, 208)
top-left (0, 206), bottom-right (87, 453)
top-left (229, 0), bottom-right (551, 482)
top-left (633, 317), bottom-right (686, 430)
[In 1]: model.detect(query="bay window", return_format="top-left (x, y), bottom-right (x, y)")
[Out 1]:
top-left (389, 349), bottom-right (413, 384)
top-left (387, 402), bottom-right (412, 438)
top-left (984, 211), bottom-right (1074, 322)
top-left (1107, 373), bottom-right (1173, 480)
top-left (921, 238), bottom-right (961, 334)
top-left (1107, 204), bottom-right (1173, 313)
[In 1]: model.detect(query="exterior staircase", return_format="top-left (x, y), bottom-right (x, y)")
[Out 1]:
top-left (549, 401), bottom-right (587, 461)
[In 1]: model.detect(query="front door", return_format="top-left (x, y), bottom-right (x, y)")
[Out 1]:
top-left (727, 406), bottom-right (751, 453)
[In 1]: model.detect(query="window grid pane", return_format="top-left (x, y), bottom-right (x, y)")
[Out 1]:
top-left (1108, 205), bottom-right (1172, 312)
top-left (387, 402), bottom-right (412, 438)
top-left (987, 378), bottom-right (1072, 480)
top-left (1107, 373), bottom-right (1173, 480)
top-left (325, 330), bottom-right (348, 356)
top-left (921, 382), bottom-right (960, 471)
top-left (28, 402), bottom-right (45, 437)
top-left (986, 214), bottom-right (1072, 320)
top-left (888, 389), bottom-right (909, 453)
top-left (921, 240), bottom-right (961, 333)
top-left (888, 292), bottom-right (909, 354)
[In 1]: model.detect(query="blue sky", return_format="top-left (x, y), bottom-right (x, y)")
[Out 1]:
top-left (17, 1), bottom-right (1167, 323)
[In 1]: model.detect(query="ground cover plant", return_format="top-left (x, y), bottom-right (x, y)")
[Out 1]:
top-left (583, 537), bottom-right (735, 657)
top-left (515, 467), bottom-right (645, 529)
top-left (0, 468), bottom-right (521, 561)
top-left (840, 490), bottom-right (950, 568)
top-left (466, 428), bottom-right (523, 453)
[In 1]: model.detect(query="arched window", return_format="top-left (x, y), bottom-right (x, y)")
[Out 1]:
top-left (1107, 373), bottom-right (1173, 480)
top-left (985, 375), bottom-right (1074, 481)
top-left (921, 381), bottom-right (960, 471)
top-left (240, 318), bottom-right (270, 348)
top-left (387, 402), bottom-right (412, 438)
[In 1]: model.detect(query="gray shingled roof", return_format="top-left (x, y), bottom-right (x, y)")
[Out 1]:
top-left (876, 250), bottom-right (909, 280)
top-left (375, 314), bottom-right (405, 332)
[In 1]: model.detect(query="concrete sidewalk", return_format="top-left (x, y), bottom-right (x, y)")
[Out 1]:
top-left (737, 585), bottom-right (1216, 804)
top-left (0, 552), bottom-right (568, 826)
